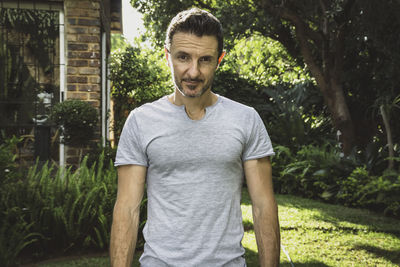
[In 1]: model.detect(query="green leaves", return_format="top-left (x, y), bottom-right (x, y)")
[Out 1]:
top-left (273, 143), bottom-right (400, 217)
top-left (109, 45), bottom-right (172, 142)
top-left (50, 100), bottom-right (98, 146)
top-left (0, 152), bottom-right (122, 264)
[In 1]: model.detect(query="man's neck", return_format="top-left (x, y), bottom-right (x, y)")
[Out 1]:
top-left (168, 89), bottom-right (218, 120)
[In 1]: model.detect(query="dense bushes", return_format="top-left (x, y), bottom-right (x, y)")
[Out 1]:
top-left (272, 144), bottom-right (400, 218)
top-left (0, 136), bottom-right (151, 266)
top-left (0, 138), bottom-right (118, 266)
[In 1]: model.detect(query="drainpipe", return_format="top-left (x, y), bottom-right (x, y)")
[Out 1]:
top-left (101, 31), bottom-right (107, 147)
top-left (59, 8), bottom-right (65, 168)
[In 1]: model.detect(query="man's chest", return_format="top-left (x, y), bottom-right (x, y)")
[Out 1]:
top-left (143, 120), bottom-right (247, 173)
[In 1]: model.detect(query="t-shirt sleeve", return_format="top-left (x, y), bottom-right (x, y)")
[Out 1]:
top-left (242, 108), bottom-right (275, 161)
top-left (114, 111), bottom-right (148, 167)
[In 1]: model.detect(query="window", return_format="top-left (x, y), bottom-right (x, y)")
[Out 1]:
top-left (0, 1), bottom-right (63, 163)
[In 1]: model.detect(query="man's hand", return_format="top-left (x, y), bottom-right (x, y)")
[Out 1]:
top-left (110, 165), bottom-right (146, 267)
top-left (244, 157), bottom-right (280, 267)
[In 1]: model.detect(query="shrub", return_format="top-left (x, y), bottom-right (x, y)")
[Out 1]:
top-left (23, 155), bottom-right (116, 254)
top-left (86, 142), bottom-right (117, 169)
top-left (0, 148), bottom-right (151, 264)
top-left (0, 153), bottom-right (117, 264)
top-left (50, 99), bottom-right (98, 146)
top-left (336, 166), bottom-right (373, 205)
top-left (357, 169), bottom-right (400, 216)
top-left (276, 144), bottom-right (345, 198)
top-left (0, 205), bottom-right (41, 267)
top-left (0, 134), bottom-right (21, 184)
top-left (273, 143), bottom-right (400, 218)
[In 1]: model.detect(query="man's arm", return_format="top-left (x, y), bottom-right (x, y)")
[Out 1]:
top-left (110, 164), bottom-right (146, 267)
top-left (244, 157), bottom-right (280, 267)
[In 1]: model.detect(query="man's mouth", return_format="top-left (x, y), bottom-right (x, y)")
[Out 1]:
top-left (182, 79), bottom-right (202, 85)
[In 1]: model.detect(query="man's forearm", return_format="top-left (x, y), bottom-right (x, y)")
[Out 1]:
top-left (110, 203), bottom-right (140, 267)
top-left (253, 204), bottom-right (280, 267)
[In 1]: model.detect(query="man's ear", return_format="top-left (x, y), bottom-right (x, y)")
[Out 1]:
top-left (217, 51), bottom-right (226, 69)
top-left (164, 47), bottom-right (170, 67)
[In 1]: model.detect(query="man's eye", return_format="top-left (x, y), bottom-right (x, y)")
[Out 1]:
top-left (177, 55), bottom-right (189, 61)
top-left (200, 57), bottom-right (212, 62)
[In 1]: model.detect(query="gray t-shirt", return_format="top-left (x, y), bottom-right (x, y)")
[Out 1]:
top-left (115, 95), bottom-right (274, 266)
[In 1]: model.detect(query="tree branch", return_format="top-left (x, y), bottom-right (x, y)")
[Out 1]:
top-left (261, 0), bottom-right (327, 91)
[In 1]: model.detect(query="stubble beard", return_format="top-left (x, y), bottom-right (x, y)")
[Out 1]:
top-left (174, 75), bottom-right (214, 98)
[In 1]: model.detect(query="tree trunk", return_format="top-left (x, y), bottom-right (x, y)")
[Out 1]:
top-left (322, 78), bottom-right (355, 155)
top-left (304, 62), bottom-right (355, 154)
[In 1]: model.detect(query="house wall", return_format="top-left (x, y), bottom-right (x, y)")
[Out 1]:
top-left (64, 0), bottom-right (112, 164)
top-left (65, 0), bottom-right (102, 107)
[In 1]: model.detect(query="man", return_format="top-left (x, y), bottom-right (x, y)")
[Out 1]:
top-left (110, 8), bottom-right (280, 267)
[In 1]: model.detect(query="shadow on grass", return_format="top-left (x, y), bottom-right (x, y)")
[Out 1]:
top-left (244, 247), bottom-right (259, 266)
top-left (354, 244), bottom-right (400, 266)
top-left (245, 246), bottom-right (329, 267)
top-left (276, 193), bottom-right (400, 237)
top-left (243, 219), bottom-right (254, 231)
top-left (285, 263), bottom-right (330, 267)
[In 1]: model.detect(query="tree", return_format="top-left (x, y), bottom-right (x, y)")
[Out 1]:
top-left (131, 0), bottom-right (400, 155)
top-left (220, 34), bottom-right (311, 87)
top-left (109, 44), bottom-right (172, 142)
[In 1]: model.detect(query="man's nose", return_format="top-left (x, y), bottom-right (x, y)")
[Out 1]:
top-left (187, 60), bottom-right (201, 77)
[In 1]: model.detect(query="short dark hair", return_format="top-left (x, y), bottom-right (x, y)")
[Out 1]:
top-left (165, 8), bottom-right (224, 57)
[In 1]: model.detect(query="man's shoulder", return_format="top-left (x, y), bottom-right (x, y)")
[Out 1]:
top-left (135, 95), bottom-right (168, 112)
top-left (129, 95), bottom-right (170, 118)
top-left (219, 95), bottom-right (256, 115)
top-left (124, 96), bottom-right (171, 126)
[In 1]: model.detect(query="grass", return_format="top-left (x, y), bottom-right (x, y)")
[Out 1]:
top-left (33, 188), bottom-right (400, 267)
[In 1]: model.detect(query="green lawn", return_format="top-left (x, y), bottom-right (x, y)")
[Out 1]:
top-left (35, 189), bottom-right (400, 267)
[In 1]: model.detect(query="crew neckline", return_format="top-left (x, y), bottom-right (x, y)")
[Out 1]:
top-left (163, 94), bottom-right (222, 122)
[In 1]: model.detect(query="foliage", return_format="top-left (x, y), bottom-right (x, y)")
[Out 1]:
top-left (273, 143), bottom-right (400, 217)
top-left (0, 154), bottom-right (115, 260)
top-left (111, 33), bottom-right (130, 53)
top-left (356, 169), bottom-right (400, 216)
top-left (220, 35), bottom-right (310, 87)
top-left (0, 133), bottom-right (21, 184)
top-left (86, 142), bottom-right (117, 169)
top-left (274, 144), bottom-right (344, 198)
top-left (0, 207), bottom-right (42, 267)
top-left (263, 82), bottom-right (330, 149)
top-left (109, 45), bottom-right (172, 142)
top-left (0, 152), bottom-right (128, 265)
top-left (50, 100), bottom-right (98, 146)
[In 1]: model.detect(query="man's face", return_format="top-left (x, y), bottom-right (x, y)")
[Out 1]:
top-left (166, 32), bottom-right (219, 98)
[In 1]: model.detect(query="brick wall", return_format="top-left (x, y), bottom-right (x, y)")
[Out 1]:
top-left (65, 0), bottom-right (102, 106)
top-left (64, 0), bottom-right (103, 164)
